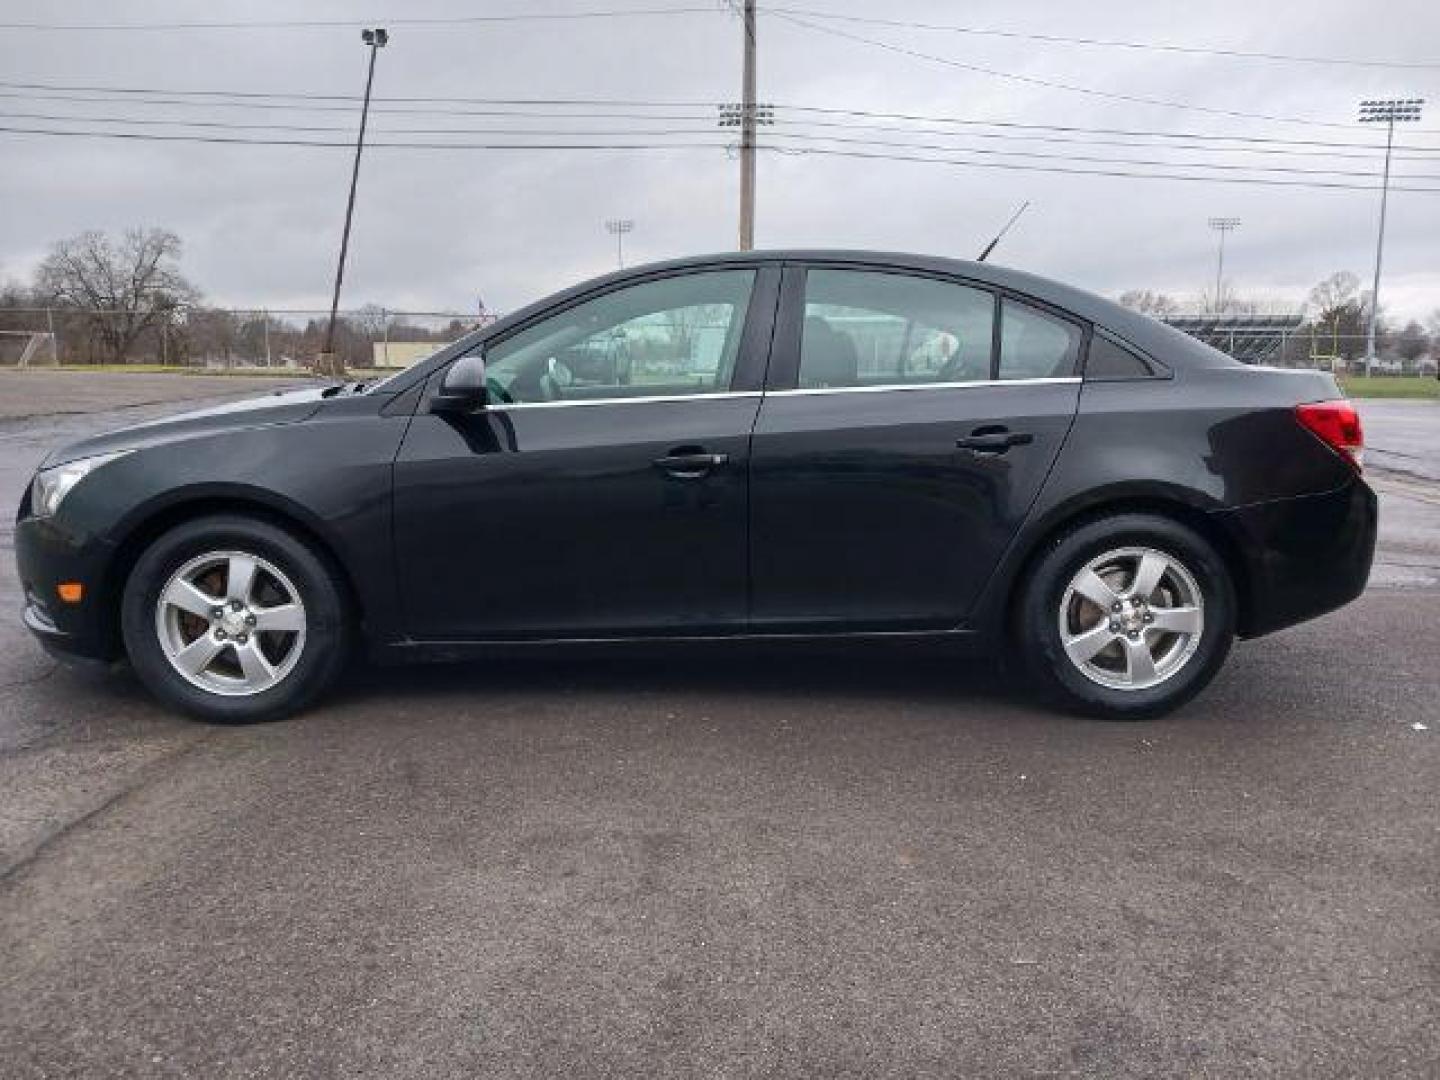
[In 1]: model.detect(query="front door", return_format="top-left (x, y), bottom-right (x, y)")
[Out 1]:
top-left (749, 266), bottom-right (1082, 632)
top-left (394, 266), bottom-right (776, 640)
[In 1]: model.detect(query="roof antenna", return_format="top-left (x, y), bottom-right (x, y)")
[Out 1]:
top-left (977, 201), bottom-right (1030, 262)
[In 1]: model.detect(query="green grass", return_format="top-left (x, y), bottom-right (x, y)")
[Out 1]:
top-left (1337, 375), bottom-right (1440, 400)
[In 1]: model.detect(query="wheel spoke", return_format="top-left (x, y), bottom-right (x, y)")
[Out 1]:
top-left (172, 633), bottom-right (225, 677)
top-left (1130, 552), bottom-right (1168, 601)
top-left (234, 640), bottom-right (277, 690)
top-left (1149, 605), bottom-right (1202, 635)
top-left (1071, 568), bottom-right (1120, 608)
top-left (226, 555), bottom-right (258, 604)
top-left (1064, 623), bottom-right (1117, 664)
top-left (252, 603), bottom-right (304, 634)
top-left (162, 577), bottom-right (219, 619)
top-left (1123, 636), bottom-right (1159, 685)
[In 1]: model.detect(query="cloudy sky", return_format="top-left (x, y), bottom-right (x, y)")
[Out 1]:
top-left (1, 0), bottom-right (1437, 323)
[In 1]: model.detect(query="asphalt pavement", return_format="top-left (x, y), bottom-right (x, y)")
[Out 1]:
top-left (1, 372), bottom-right (1437, 1078)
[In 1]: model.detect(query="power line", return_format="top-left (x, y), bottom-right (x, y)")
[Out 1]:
top-left (2, 1), bottom-right (1431, 75)
top-left (767, 145), bottom-right (1440, 193)
top-left (0, 5), bottom-right (715, 31)
top-left (0, 124), bottom-right (731, 151)
top-left (769, 10), bottom-right (1373, 131)
top-left (768, 6), bottom-right (1440, 72)
top-left (761, 131), bottom-right (1440, 181)
top-left (5, 122), bottom-right (1440, 193)
top-left (10, 108), bottom-right (1439, 175)
top-left (7, 81), bottom-right (1440, 153)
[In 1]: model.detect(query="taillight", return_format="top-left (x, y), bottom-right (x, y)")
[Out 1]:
top-left (1295, 400), bottom-right (1364, 471)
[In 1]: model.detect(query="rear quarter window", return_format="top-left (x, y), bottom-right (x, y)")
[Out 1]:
top-left (1085, 335), bottom-right (1155, 380)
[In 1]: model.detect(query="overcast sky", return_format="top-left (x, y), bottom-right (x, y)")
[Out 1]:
top-left (1, 0), bottom-right (1437, 323)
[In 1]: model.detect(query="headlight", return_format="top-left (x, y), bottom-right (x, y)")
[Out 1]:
top-left (30, 451), bottom-right (131, 518)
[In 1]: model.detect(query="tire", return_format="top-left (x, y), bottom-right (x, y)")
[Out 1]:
top-left (1017, 513), bottom-right (1235, 720)
top-left (121, 514), bottom-right (350, 723)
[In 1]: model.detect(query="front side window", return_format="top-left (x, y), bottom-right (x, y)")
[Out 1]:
top-left (479, 270), bottom-right (754, 404)
top-left (798, 269), bottom-right (995, 390)
top-left (997, 300), bottom-right (1083, 381)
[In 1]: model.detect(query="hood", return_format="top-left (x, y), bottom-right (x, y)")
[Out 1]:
top-left (42, 385), bottom-right (331, 467)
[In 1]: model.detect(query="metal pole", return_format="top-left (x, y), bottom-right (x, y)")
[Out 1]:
top-left (617, 228), bottom-right (624, 269)
top-left (319, 30), bottom-right (387, 376)
top-left (1364, 115), bottom-right (1395, 378)
top-left (46, 306), bottom-right (57, 364)
top-left (1214, 229), bottom-right (1226, 310)
top-left (263, 310), bottom-right (272, 366)
top-left (738, 0), bottom-right (757, 250)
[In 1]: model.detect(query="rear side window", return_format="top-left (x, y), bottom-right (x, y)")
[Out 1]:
top-left (798, 269), bottom-right (995, 389)
top-left (1085, 335), bottom-right (1154, 379)
top-left (997, 300), bottom-right (1082, 381)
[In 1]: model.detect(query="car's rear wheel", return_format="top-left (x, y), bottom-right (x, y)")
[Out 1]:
top-left (121, 515), bottom-right (349, 723)
top-left (1018, 513), bottom-right (1235, 719)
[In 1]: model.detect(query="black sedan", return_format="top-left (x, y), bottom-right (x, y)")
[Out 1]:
top-left (15, 251), bottom-right (1376, 722)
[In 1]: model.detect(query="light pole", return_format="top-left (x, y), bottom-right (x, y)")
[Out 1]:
top-left (318, 27), bottom-right (388, 378)
top-left (605, 219), bottom-right (634, 269)
top-left (1358, 98), bottom-right (1424, 377)
top-left (1207, 217), bottom-right (1239, 313)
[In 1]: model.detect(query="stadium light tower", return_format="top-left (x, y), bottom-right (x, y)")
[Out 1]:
top-left (1207, 217), bottom-right (1240, 313)
top-left (1358, 97), bottom-right (1424, 377)
top-left (318, 27), bottom-right (389, 377)
top-left (605, 219), bottom-right (634, 269)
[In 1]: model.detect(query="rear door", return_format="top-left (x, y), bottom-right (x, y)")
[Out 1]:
top-left (748, 264), bottom-right (1083, 632)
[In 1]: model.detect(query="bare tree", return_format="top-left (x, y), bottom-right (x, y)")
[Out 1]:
top-left (36, 228), bottom-right (200, 364)
top-left (1117, 289), bottom-right (1180, 318)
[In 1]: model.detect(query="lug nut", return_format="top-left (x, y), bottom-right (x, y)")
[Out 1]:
top-left (236, 634), bottom-right (248, 645)
top-left (212, 607), bottom-right (225, 620)
top-left (1143, 613), bottom-right (1154, 623)
top-left (245, 614), bottom-right (257, 627)
top-left (231, 599), bottom-right (244, 611)
top-left (1128, 630), bottom-right (1140, 639)
top-left (215, 628), bottom-right (226, 640)
top-left (1111, 601), bottom-right (1122, 612)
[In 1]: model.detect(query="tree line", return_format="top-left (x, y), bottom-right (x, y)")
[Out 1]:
top-left (0, 227), bottom-right (471, 369)
top-left (1118, 272), bottom-right (1439, 373)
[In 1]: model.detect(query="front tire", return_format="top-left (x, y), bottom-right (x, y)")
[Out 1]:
top-left (121, 515), bottom-right (350, 723)
top-left (1018, 513), bottom-right (1235, 719)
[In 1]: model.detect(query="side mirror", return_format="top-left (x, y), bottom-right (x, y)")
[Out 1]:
top-left (433, 353), bottom-right (487, 412)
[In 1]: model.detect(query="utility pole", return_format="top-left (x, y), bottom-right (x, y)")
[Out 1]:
top-left (605, 219), bottom-right (634, 269)
top-left (1358, 98), bottom-right (1423, 377)
top-left (317, 27), bottom-right (388, 378)
top-left (1207, 217), bottom-right (1239, 313)
top-left (738, 0), bottom-right (757, 250)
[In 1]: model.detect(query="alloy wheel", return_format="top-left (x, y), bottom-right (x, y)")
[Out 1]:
top-left (1057, 546), bottom-right (1205, 691)
top-left (153, 550), bottom-right (307, 696)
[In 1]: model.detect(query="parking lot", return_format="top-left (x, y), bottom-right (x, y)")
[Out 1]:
top-left (1, 371), bottom-right (1437, 1077)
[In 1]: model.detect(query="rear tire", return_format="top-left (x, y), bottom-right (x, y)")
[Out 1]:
top-left (121, 515), bottom-right (350, 723)
top-left (1018, 513), bottom-right (1235, 719)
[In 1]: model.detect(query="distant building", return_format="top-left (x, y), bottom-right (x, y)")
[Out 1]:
top-left (371, 341), bottom-right (449, 369)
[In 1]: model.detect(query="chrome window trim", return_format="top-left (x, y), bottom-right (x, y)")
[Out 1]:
top-left (764, 376), bottom-right (1080, 398)
top-left (486, 390), bottom-right (763, 411)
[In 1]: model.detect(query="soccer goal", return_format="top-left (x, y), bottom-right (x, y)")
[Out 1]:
top-left (0, 330), bottom-right (58, 367)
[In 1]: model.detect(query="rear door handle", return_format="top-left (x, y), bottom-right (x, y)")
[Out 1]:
top-left (653, 451), bottom-right (729, 477)
top-left (955, 429), bottom-right (1034, 454)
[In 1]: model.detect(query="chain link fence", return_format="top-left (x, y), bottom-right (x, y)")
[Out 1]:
top-left (0, 305), bottom-right (1433, 377)
top-left (0, 307), bottom-right (496, 372)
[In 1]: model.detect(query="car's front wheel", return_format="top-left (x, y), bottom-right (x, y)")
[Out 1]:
top-left (121, 515), bottom-right (350, 723)
top-left (1018, 513), bottom-right (1236, 719)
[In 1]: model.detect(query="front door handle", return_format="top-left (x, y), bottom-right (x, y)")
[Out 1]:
top-left (653, 450), bottom-right (729, 478)
top-left (956, 429), bottom-right (1034, 454)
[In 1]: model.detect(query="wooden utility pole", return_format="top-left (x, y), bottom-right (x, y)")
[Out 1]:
top-left (738, 0), bottom-right (757, 250)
